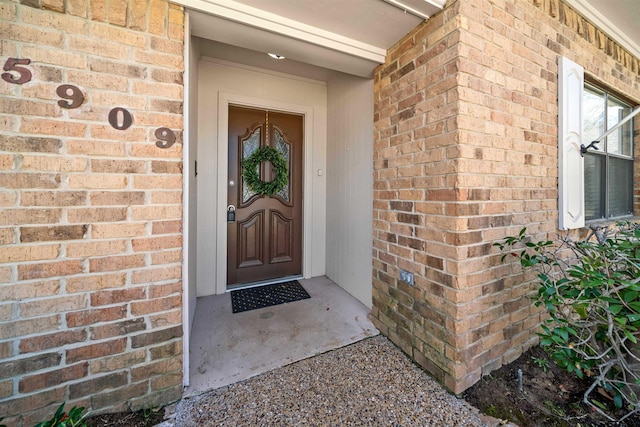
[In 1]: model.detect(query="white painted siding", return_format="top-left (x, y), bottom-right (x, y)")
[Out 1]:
top-left (326, 74), bottom-right (374, 307)
top-left (187, 35), bottom-right (200, 327)
top-left (182, 16), bottom-right (199, 387)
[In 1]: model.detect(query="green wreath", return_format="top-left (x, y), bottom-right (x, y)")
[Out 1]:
top-left (242, 146), bottom-right (289, 196)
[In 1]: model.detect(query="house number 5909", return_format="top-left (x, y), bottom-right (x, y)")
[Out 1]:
top-left (2, 57), bottom-right (177, 149)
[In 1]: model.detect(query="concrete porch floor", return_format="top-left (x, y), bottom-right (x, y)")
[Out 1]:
top-left (184, 276), bottom-right (379, 396)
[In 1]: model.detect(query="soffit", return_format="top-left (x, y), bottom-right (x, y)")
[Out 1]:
top-left (229, 0), bottom-right (440, 48)
top-left (173, 0), bottom-right (443, 78)
top-left (177, 0), bottom-right (640, 78)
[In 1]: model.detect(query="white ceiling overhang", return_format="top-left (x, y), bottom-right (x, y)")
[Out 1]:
top-left (172, 0), bottom-right (445, 77)
top-left (172, 0), bottom-right (639, 78)
top-left (187, 9), bottom-right (383, 77)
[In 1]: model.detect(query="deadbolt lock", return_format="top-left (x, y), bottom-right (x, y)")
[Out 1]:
top-left (227, 205), bottom-right (236, 222)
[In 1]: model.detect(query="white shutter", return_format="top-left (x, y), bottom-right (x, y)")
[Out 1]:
top-left (558, 56), bottom-right (585, 230)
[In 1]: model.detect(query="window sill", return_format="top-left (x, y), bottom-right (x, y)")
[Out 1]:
top-left (585, 216), bottom-right (640, 229)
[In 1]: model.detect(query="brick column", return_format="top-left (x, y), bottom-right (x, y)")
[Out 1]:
top-left (0, 1), bottom-right (184, 424)
top-left (372, 0), bottom-right (640, 394)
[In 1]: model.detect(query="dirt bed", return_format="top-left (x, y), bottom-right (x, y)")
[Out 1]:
top-left (85, 408), bottom-right (164, 427)
top-left (463, 345), bottom-right (640, 427)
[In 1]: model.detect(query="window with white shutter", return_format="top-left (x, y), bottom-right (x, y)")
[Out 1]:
top-left (558, 56), bottom-right (635, 230)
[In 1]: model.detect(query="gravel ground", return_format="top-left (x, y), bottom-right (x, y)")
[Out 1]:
top-left (174, 336), bottom-right (487, 426)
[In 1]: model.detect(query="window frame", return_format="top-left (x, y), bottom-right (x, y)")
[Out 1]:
top-left (583, 81), bottom-right (635, 222)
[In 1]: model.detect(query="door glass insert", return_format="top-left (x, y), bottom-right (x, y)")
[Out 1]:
top-left (242, 127), bottom-right (260, 203)
top-left (274, 128), bottom-right (290, 201)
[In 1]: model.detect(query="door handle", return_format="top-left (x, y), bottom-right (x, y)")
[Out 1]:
top-left (227, 205), bottom-right (236, 222)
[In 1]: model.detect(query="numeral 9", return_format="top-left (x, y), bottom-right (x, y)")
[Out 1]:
top-left (155, 127), bottom-right (176, 149)
top-left (56, 84), bottom-right (85, 109)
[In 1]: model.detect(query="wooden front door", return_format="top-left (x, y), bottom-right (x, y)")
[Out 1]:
top-left (227, 106), bottom-right (303, 286)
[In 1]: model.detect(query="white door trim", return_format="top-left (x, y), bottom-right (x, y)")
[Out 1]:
top-left (216, 93), bottom-right (314, 294)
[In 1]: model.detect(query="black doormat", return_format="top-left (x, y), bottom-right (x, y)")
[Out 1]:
top-left (231, 280), bottom-right (310, 313)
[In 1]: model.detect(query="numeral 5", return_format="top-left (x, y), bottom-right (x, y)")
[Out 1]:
top-left (2, 58), bottom-right (32, 84)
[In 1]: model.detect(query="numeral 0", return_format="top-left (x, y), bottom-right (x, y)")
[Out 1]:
top-left (108, 107), bottom-right (133, 130)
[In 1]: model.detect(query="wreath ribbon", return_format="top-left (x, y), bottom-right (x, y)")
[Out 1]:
top-left (242, 145), bottom-right (289, 196)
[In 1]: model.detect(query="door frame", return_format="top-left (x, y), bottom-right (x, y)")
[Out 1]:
top-left (216, 93), bottom-right (314, 294)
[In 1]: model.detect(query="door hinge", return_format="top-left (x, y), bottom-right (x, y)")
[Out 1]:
top-left (194, 160), bottom-right (197, 177)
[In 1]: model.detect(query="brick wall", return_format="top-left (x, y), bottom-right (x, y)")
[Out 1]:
top-left (372, 0), bottom-right (640, 394)
top-left (0, 1), bottom-right (184, 424)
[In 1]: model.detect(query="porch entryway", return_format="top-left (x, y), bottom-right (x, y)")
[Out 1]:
top-left (181, 4), bottom-right (382, 390)
top-left (184, 277), bottom-right (378, 396)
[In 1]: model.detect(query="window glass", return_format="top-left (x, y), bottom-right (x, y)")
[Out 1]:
top-left (584, 153), bottom-right (604, 220)
top-left (607, 96), bottom-right (632, 157)
top-left (608, 157), bottom-right (634, 217)
top-left (583, 84), bottom-right (634, 220)
top-left (583, 87), bottom-right (605, 148)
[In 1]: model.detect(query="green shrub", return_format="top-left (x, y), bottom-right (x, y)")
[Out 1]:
top-left (495, 223), bottom-right (640, 422)
top-left (33, 403), bottom-right (86, 427)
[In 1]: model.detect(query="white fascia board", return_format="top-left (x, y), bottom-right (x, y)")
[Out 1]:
top-left (383, 0), bottom-right (446, 20)
top-left (564, 0), bottom-right (640, 59)
top-left (424, 0), bottom-right (447, 7)
top-left (172, 0), bottom-right (387, 64)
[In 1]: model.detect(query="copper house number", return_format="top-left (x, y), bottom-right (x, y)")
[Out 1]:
top-left (2, 57), bottom-right (177, 149)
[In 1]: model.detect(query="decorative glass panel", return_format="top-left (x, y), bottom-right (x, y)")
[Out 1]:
top-left (274, 129), bottom-right (290, 201)
top-left (242, 127), bottom-right (260, 203)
